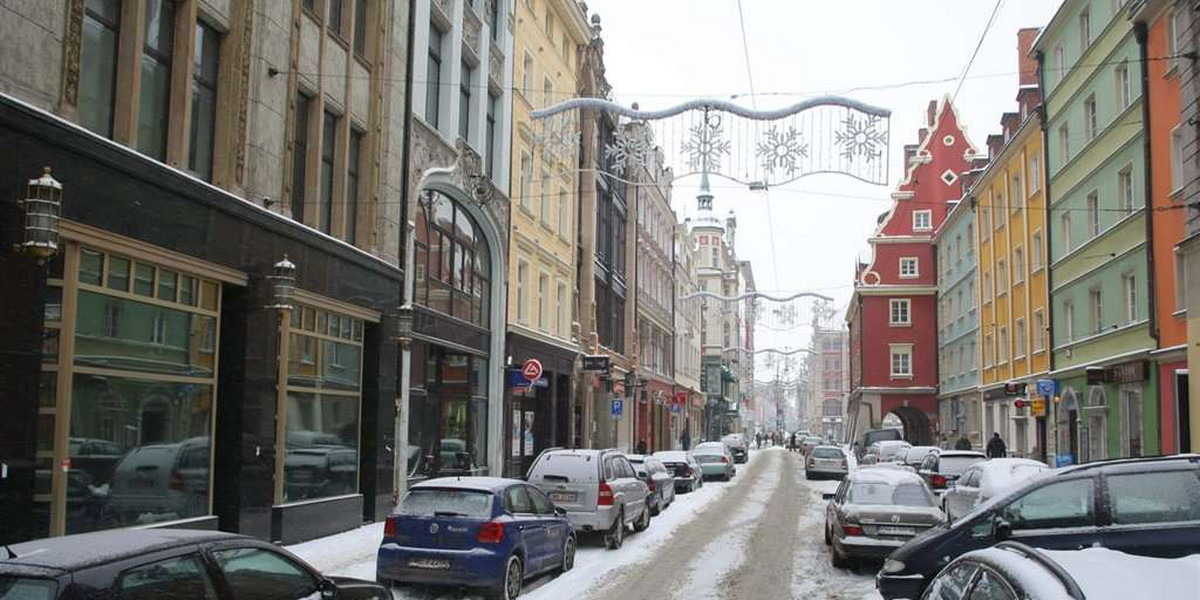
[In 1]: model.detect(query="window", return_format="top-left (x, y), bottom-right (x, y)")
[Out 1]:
top-left (890, 299), bottom-right (911, 325)
top-left (983, 272), bottom-right (992, 302)
top-left (1033, 310), bottom-right (1046, 352)
top-left (426, 25), bottom-right (443, 128)
top-left (1122, 389), bottom-right (1143, 457)
top-left (1062, 212), bottom-right (1074, 253)
top-left (931, 562), bottom-right (980, 600)
top-left (968, 571), bottom-right (1019, 600)
top-left (488, 0), bottom-right (500, 41)
top-left (558, 188), bottom-right (569, 234)
top-left (516, 261), bottom-right (529, 323)
top-left (1090, 289), bottom-right (1103, 334)
top-left (1013, 246), bottom-right (1025, 284)
top-left (1175, 249), bottom-right (1187, 312)
top-left (537, 273), bottom-right (548, 330)
top-left (1123, 274), bottom-right (1138, 323)
top-left (80, 0), bottom-right (121, 137)
top-left (981, 203), bottom-right (991, 238)
top-left (543, 76), bottom-right (554, 109)
top-left (303, 0), bottom-right (315, 10)
top-left (1116, 61), bottom-right (1131, 109)
top-left (188, 21), bottom-right (220, 182)
top-left (956, 235), bottom-right (962, 262)
top-left (1015, 318), bottom-right (1027, 358)
top-left (1029, 155), bottom-right (1041, 192)
top-left (539, 169), bottom-right (552, 222)
top-left (997, 259), bottom-right (1008, 291)
top-left (213, 548), bottom-right (318, 600)
top-left (1119, 165), bottom-right (1135, 215)
top-left (984, 333), bottom-right (993, 366)
top-left (969, 280), bottom-right (976, 308)
top-left (957, 290), bottom-right (964, 318)
top-left (522, 52), bottom-right (534, 96)
top-left (1079, 7), bottom-right (1091, 49)
top-left (353, 0), bottom-right (369, 56)
top-left (1086, 191), bottom-right (1100, 237)
top-left (459, 60), bottom-right (473, 139)
top-left (1064, 302), bottom-right (1076, 341)
top-left (346, 129), bottom-right (363, 245)
top-left (1058, 123), bottom-right (1071, 164)
top-left (413, 191), bottom-right (492, 326)
top-left (1083, 94), bottom-right (1097, 143)
top-left (1170, 10), bottom-right (1184, 71)
top-left (1001, 479), bottom-right (1095, 530)
top-left (890, 345), bottom-right (913, 377)
top-left (118, 554), bottom-right (218, 600)
top-left (486, 93), bottom-right (498, 175)
top-left (557, 282), bottom-right (567, 337)
top-left (913, 210), bottom-right (932, 231)
top-left (899, 257), bottom-right (918, 278)
top-left (1171, 125), bottom-right (1184, 193)
top-left (1010, 174), bottom-right (1024, 211)
top-left (319, 111), bottom-right (338, 234)
top-left (999, 326), bottom-right (1009, 362)
top-left (137, 0), bottom-right (176, 160)
top-left (328, 0), bottom-right (344, 34)
top-left (291, 93), bottom-right (312, 221)
top-left (518, 149), bottom-right (533, 209)
top-left (1054, 44), bottom-right (1065, 83)
top-left (1032, 231), bottom-right (1044, 271)
top-left (966, 224), bottom-right (974, 253)
top-left (1107, 471), bottom-right (1200, 525)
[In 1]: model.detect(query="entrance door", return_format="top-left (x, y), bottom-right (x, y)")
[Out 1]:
top-left (1176, 371), bottom-right (1190, 453)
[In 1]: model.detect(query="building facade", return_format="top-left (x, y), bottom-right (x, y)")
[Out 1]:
top-left (673, 221), bottom-right (704, 445)
top-left (0, 0), bottom-right (410, 545)
top-left (1175, 0), bottom-right (1200, 454)
top-left (502, 0), bottom-right (588, 476)
top-left (847, 98), bottom-right (975, 445)
top-left (934, 199), bottom-right (982, 450)
top-left (810, 326), bottom-right (849, 441)
top-left (1035, 0), bottom-right (1159, 463)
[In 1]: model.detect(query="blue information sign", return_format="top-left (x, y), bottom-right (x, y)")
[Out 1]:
top-left (611, 399), bottom-right (623, 416)
top-left (1036, 379), bottom-right (1056, 397)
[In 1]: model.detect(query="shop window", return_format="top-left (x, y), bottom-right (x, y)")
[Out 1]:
top-left (414, 191), bottom-right (492, 329)
top-left (407, 343), bottom-right (489, 479)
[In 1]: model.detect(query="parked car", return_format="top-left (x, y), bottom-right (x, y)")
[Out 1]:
top-left (869, 440), bottom-right (912, 464)
top-left (859, 428), bottom-right (904, 454)
top-left (824, 468), bottom-right (943, 567)
top-left (899, 446), bottom-right (939, 471)
top-left (107, 436), bottom-right (210, 527)
top-left (721, 434), bottom-right (749, 463)
top-left (525, 449), bottom-right (650, 550)
top-left (805, 445), bottom-right (850, 480)
top-left (285, 445), bottom-right (358, 501)
top-left (627, 454), bottom-right (676, 515)
top-left (691, 442), bottom-right (736, 481)
top-left (801, 436), bottom-right (824, 456)
top-left (0, 528), bottom-right (388, 600)
top-left (916, 450), bottom-right (986, 494)
top-left (877, 455), bottom-right (1200, 600)
top-left (918, 541), bottom-right (1200, 600)
top-left (940, 458), bottom-right (1049, 523)
top-left (377, 477), bottom-right (575, 599)
top-left (653, 450), bottom-right (704, 493)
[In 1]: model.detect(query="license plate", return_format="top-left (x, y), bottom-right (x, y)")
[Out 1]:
top-left (877, 526), bottom-right (915, 536)
top-left (408, 558), bottom-right (450, 570)
top-left (549, 491), bottom-right (577, 503)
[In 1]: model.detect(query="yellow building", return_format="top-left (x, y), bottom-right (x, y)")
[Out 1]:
top-left (973, 85), bottom-right (1049, 459)
top-left (504, 0), bottom-right (590, 475)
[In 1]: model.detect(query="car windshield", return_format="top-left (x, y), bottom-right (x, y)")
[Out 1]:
top-left (812, 448), bottom-right (843, 459)
top-left (0, 578), bottom-right (57, 600)
top-left (400, 489), bottom-right (493, 518)
top-left (940, 455), bottom-right (986, 475)
top-left (848, 482), bottom-right (934, 507)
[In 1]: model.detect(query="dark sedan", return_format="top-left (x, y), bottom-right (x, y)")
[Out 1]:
top-left (0, 529), bottom-right (387, 600)
top-left (824, 468), bottom-right (944, 567)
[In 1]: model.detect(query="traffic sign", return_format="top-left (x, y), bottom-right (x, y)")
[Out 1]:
top-left (1013, 399), bottom-right (1028, 409)
top-left (611, 399), bottom-right (623, 416)
top-left (669, 402), bottom-right (681, 413)
top-left (522, 358), bottom-right (543, 382)
top-left (1031, 397), bottom-right (1047, 417)
top-left (1036, 379), bottom-right (1056, 397)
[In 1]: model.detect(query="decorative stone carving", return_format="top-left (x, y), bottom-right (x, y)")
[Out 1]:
top-left (234, 0), bottom-right (255, 185)
top-left (463, 8), bottom-right (482, 54)
top-left (61, 0), bottom-right (84, 107)
top-left (488, 42), bottom-right (503, 89)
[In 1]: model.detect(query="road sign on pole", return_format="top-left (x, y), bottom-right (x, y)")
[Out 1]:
top-left (611, 399), bottom-right (624, 416)
top-left (522, 359), bottom-right (543, 382)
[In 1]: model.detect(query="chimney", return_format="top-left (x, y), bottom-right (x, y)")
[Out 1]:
top-left (987, 134), bottom-right (1005, 160)
top-left (1018, 28), bottom-right (1040, 87)
top-left (927, 100), bottom-right (939, 127)
top-left (918, 128), bottom-right (928, 146)
top-left (904, 144), bottom-right (919, 165)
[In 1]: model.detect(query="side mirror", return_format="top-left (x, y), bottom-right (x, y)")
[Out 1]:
top-left (821, 493), bottom-right (836, 501)
top-left (555, 506), bottom-right (567, 516)
top-left (319, 578), bottom-right (339, 600)
top-left (993, 516), bottom-right (1012, 540)
top-left (636, 470), bottom-right (647, 479)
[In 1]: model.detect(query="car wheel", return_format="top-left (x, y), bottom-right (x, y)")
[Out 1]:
top-left (831, 543), bottom-right (850, 569)
top-left (604, 510), bottom-right (624, 549)
top-left (561, 536), bottom-right (576, 572)
top-left (823, 521), bottom-right (831, 545)
top-left (650, 493), bottom-right (662, 516)
top-left (489, 554), bottom-right (523, 600)
top-left (634, 505), bottom-right (651, 532)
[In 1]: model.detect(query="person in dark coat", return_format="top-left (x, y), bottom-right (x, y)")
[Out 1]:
top-left (681, 428), bottom-right (691, 451)
top-left (986, 432), bottom-right (1007, 458)
top-left (636, 440), bottom-right (648, 455)
top-left (955, 434), bottom-right (973, 451)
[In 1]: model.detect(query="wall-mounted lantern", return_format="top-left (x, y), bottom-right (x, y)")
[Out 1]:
top-left (14, 167), bottom-right (62, 263)
top-left (267, 255), bottom-right (297, 311)
top-left (396, 304), bottom-right (414, 348)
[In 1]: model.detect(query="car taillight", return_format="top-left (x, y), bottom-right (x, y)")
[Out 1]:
top-left (721, 456), bottom-right (729, 464)
top-left (383, 516), bottom-right (396, 538)
top-left (598, 481), bottom-right (614, 506)
top-left (647, 479), bottom-right (656, 491)
top-left (686, 467), bottom-right (694, 477)
top-left (843, 524), bottom-right (864, 536)
top-left (808, 459), bottom-right (815, 468)
top-left (169, 471), bottom-right (185, 491)
top-left (477, 520), bottom-right (505, 544)
top-left (931, 474), bottom-right (947, 489)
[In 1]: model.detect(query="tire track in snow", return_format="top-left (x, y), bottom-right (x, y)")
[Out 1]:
top-left (715, 449), bottom-right (802, 600)
top-left (790, 474), bottom-right (877, 600)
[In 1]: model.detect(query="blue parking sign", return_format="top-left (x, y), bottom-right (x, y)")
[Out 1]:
top-left (611, 399), bottom-right (623, 416)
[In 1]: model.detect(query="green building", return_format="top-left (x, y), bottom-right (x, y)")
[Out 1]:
top-left (1034, 0), bottom-right (1158, 463)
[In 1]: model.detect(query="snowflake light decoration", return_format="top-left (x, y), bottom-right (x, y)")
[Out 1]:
top-left (756, 126), bottom-right (808, 176)
top-left (682, 121), bottom-right (732, 172)
top-left (835, 114), bottom-right (888, 162)
top-left (604, 127), bottom-right (653, 175)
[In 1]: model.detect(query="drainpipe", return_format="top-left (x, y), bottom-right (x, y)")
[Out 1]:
top-left (394, 0), bottom-right (418, 505)
top-left (1135, 21), bottom-right (1160, 346)
top-left (1035, 49), bottom-right (1055, 463)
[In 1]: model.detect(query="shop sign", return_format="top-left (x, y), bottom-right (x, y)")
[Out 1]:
top-left (508, 369), bottom-right (547, 388)
top-left (675, 391), bottom-right (688, 405)
top-left (582, 354), bottom-right (610, 371)
top-left (1030, 397), bottom-right (1046, 417)
top-left (522, 358), bottom-right (544, 381)
top-left (1108, 361), bottom-right (1148, 384)
top-left (1055, 453), bottom-right (1075, 468)
top-left (1036, 379), bottom-right (1056, 397)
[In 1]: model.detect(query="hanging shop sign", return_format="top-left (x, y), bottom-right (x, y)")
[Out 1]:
top-left (582, 354), bottom-right (610, 372)
top-left (522, 358), bottom-right (544, 382)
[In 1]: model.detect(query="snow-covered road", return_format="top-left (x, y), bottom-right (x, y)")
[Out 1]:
top-left (287, 448), bottom-right (883, 600)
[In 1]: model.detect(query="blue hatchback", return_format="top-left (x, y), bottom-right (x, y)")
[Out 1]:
top-left (377, 477), bottom-right (577, 600)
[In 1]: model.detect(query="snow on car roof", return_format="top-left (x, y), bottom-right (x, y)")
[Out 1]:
top-left (963, 545), bottom-right (1200, 600)
top-left (849, 466), bottom-right (924, 485)
top-left (978, 458), bottom-right (1050, 499)
top-left (653, 451), bottom-right (689, 461)
top-left (871, 440), bottom-right (912, 449)
top-left (412, 476), bottom-right (515, 492)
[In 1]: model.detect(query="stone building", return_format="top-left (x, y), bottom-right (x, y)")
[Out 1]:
top-left (673, 220), bottom-right (704, 445)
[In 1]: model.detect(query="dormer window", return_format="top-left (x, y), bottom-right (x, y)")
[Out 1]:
top-left (913, 210), bottom-right (933, 231)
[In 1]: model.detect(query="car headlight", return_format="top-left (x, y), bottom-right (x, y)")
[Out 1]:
top-left (882, 558), bottom-right (906, 574)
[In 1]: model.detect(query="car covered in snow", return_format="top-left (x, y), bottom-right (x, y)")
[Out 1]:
top-left (867, 440), bottom-right (912, 465)
top-left (627, 454), bottom-right (676, 515)
top-left (896, 446), bottom-right (940, 472)
top-left (940, 458), bottom-right (1049, 523)
top-left (919, 541), bottom-right (1200, 600)
top-left (823, 467), bottom-right (943, 567)
top-left (805, 445), bottom-right (850, 480)
top-left (377, 477), bottom-right (575, 599)
top-left (524, 449), bottom-right (651, 549)
top-left (653, 450), bottom-right (704, 493)
top-left (720, 433), bottom-right (749, 463)
top-left (0, 529), bottom-right (389, 600)
top-left (691, 442), bottom-right (736, 481)
top-left (877, 455), bottom-right (1200, 600)
top-left (915, 450), bottom-right (987, 494)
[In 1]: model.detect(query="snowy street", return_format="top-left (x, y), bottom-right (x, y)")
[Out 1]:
top-left (287, 448), bottom-right (881, 600)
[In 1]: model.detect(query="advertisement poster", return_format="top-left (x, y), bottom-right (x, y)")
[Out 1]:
top-left (523, 411), bottom-right (535, 456)
top-left (511, 409), bottom-right (522, 457)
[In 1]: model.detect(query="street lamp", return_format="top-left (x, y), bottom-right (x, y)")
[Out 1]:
top-left (396, 304), bottom-right (415, 348)
top-left (267, 255), bottom-right (297, 311)
top-left (14, 167), bottom-right (62, 263)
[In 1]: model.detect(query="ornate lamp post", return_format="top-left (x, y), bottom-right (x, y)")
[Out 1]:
top-left (14, 167), bottom-right (62, 264)
top-left (267, 255), bottom-right (297, 311)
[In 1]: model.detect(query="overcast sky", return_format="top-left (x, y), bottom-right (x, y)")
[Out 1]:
top-left (584, 0), bottom-right (1063, 360)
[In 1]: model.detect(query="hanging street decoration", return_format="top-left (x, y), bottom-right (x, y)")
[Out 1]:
top-left (529, 96), bottom-right (892, 188)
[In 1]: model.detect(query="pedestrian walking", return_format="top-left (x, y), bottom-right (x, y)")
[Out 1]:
top-left (681, 428), bottom-right (691, 451)
top-left (755, 432), bottom-right (762, 449)
top-left (790, 432), bottom-right (799, 452)
top-left (986, 432), bottom-right (1007, 458)
top-left (636, 440), bottom-right (647, 455)
top-left (954, 433), bottom-right (972, 451)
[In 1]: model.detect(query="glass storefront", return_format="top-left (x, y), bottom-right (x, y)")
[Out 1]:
top-left (280, 303), bottom-right (364, 503)
top-left (407, 341), bottom-right (489, 479)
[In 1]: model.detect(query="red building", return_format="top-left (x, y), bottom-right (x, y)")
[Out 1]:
top-left (847, 98), bottom-right (975, 445)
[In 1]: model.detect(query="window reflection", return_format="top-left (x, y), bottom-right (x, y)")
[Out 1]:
top-left (412, 191), bottom-right (491, 328)
top-left (407, 342), bottom-right (488, 479)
